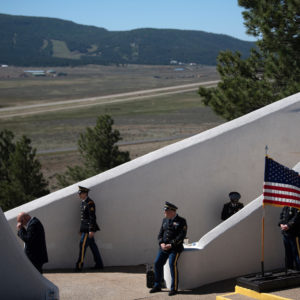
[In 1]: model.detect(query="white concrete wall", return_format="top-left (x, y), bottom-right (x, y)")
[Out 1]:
top-left (5, 92), bottom-right (300, 271)
top-left (0, 208), bottom-right (59, 300)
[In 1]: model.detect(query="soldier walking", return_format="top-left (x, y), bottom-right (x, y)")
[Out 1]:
top-left (75, 186), bottom-right (104, 271)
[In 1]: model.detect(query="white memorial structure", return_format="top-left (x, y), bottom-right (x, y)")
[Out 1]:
top-left (4, 92), bottom-right (300, 290)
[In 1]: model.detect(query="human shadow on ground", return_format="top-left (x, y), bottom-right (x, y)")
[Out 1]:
top-left (178, 278), bottom-right (236, 296)
top-left (44, 264), bottom-right (146, 274)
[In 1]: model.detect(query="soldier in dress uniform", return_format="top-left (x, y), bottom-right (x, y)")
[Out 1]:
top-left (75, 186), bottom-right (104, 271)
top-left (279, 206), bottom-right (300, 270)
top-left (149, 202), bottom-right (187, 296)
top-left (221, 191), bottom-right (244, 221)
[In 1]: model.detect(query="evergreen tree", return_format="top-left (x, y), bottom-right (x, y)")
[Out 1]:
top-left (0, 133), bottom-right (49, 211)
top-left (57, 115), bottom-right (130, 187)
top-left (0, 129), bottom-right (15, 182)
top-left (199, 0), bottom-right (300, 120)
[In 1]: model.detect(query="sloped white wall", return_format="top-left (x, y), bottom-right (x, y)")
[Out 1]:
top-left (5, 92), bottom-right (300, 270)
top-left (0, 208), bottom-right (59, 299)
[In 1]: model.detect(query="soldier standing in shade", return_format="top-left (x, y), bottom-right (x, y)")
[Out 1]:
top-left (279, 206), bottom-right (300, 270)
top-left (149, 202), bottom-right (187, 296)
top-left (75, 186), bottom-right (104, 271)
top-left (221, 191), bottom-right (244, 221)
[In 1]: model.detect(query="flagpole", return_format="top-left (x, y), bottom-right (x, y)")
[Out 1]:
top-left (261, 146), bottom-right (268, 277)
top-left (261, 203), bottom-right (265, 277)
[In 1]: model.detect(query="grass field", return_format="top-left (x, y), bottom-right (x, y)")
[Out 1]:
top-left (0, 64), bottom-right (218, 106)
top-left (51, 40), bottom-right (82, 59)
top-left (0, 64), bottom-right (223, 191)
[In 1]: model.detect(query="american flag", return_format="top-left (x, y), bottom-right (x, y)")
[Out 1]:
top-left (263, 157), bottom-right (300, 208)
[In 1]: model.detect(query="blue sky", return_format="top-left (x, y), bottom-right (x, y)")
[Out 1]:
top-left (1, 0), bottom-right (256, 41)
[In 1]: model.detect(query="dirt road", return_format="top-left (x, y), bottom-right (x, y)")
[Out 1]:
top-left (0, 80), bottom-right (219, 119)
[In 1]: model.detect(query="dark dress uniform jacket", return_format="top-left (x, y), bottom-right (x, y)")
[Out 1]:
top-left (80, 197), bottom-right (100, 233)
top-left (17, 217), bottom-right (48, 266)
top-left (158, 214), bottom-right (187, 253)
top-left (279, 206), bottom-right (300, 236)
top-left (221, 202), bottom-right (244, 221)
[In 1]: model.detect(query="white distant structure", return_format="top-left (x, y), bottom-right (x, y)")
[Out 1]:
top-left (4, 92), bottom-right (300, 289)
top-left (24, 70), bottom-right (46, 76)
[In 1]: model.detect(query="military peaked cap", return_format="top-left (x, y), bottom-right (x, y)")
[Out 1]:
top-left (229, 191), bottom-right (241, 200)
top-left (78, 186), bottom-right (90, 194)
top-left (164, 201), bottom-right (178, 211)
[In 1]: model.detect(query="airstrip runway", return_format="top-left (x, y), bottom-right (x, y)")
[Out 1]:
top-left (0, 81), bottom-right (219, 119)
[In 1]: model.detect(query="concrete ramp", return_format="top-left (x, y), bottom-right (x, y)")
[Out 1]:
top-left (0, 208), bottom-right (59, 300)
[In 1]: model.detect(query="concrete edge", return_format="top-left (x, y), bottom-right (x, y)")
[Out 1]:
top-left (235, 286), bottom-right (292, 300)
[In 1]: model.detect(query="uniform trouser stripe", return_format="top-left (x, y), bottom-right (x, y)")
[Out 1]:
top-left (296, 237), bottom-right (300, 258)
top-left (173, 253), bottom-right (180, 291)
top-left (79, 233), bottom-right (88, 268)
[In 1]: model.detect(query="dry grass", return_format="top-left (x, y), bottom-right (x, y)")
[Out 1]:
top-left (0, 64), bottom-right (218, 106)
top-left (0, 64), bottom-right (223, 191)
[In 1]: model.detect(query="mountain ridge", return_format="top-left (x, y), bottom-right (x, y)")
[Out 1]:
top-left (0, 13), bottom-right (255, 66)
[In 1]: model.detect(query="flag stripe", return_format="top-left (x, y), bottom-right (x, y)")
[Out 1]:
top-left (264, 183), bottom-right (300, 194)
top-left (263, 199), bottom-right (300, 209)
top-left (263, 188), bottom-right (300, 199)
top-left (264, 196), bottom-right (300, 204)
top-left (263, 192), bottom-right (300, 201)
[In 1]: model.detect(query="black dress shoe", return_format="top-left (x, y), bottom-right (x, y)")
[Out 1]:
top-left (168, 290), bottom-right (177, 296)
top-left (149, 286), bottom-right (161, 293)
top-left (90, 265), bottom-right (104, 271)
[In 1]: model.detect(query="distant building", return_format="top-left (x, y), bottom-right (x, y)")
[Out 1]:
top-left (170, 60), bottom-right (178, 65)
top-left (1, 64), bottom-right (8, 67)
top-left (24, 70), bottom-right (46, 77)
top-left (46, 70), bottom-right (56, 74)
top-left (23, 69), bottom-right (58, 77)
top-left (46, 70), bottom-right (57, 77)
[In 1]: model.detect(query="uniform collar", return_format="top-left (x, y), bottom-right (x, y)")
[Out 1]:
top-left (167, 214), bottom-right (178, 222)
top-left (82, 196), bottom-right (89, 202)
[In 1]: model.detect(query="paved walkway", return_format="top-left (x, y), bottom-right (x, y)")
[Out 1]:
top-left (44, 265), bottom-right (236, 300)
top-left (44, 266), bottom-right (300, 300)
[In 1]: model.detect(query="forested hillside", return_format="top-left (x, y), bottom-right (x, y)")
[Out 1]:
top-left (0, 13), bottom-right (255, 66)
